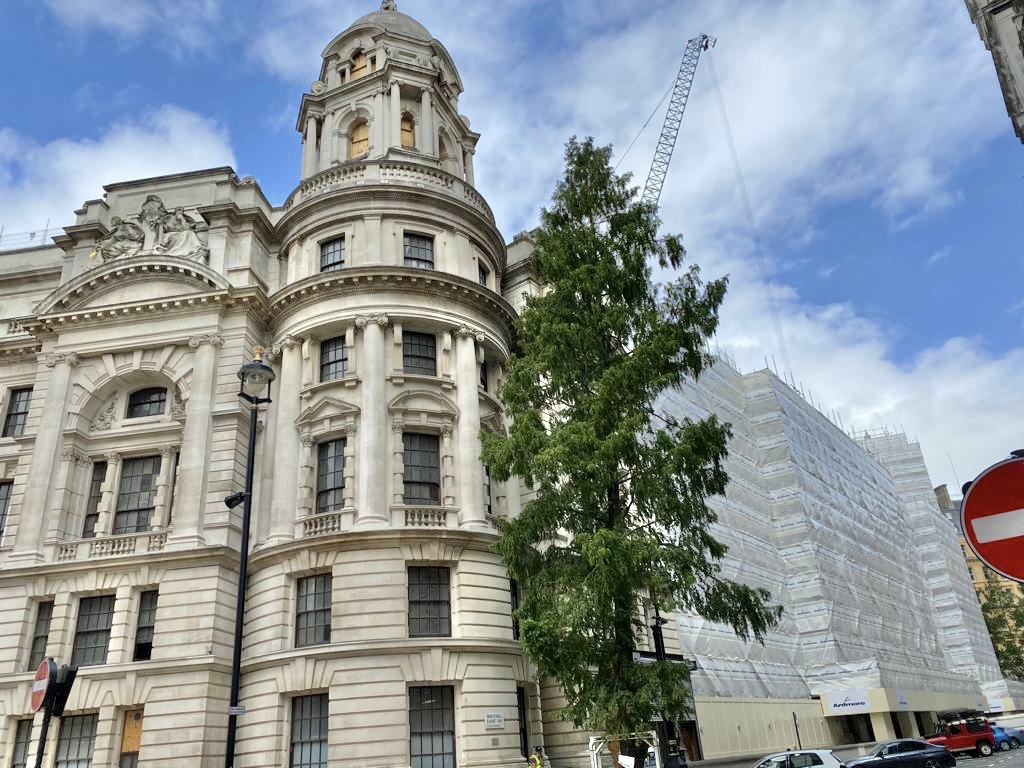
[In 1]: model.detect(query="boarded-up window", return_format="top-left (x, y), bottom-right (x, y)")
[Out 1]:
top-left (120, 710), bottom-right (144, 766)
top-left (350, 121), bottom-right (369, 158)
top-left (351, 51), bottom-right (368, 81)
top-left (401, 113), bottom-right (415, 148)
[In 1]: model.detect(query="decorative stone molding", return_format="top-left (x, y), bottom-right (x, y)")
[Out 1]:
top-left (188, 333), bottom-right (224, 349)
top-left (159, 445), bottom-right (178, 459)
top-left (355, 314), bottom-right (390, 329)
top-left (90, 398), bottom-right (118, 431)
top-left (44, 351), bottom-right (80, 368)
top-left (61, 447), bottom-right (90, 465)
top-left (104, 451), bottom-right (122, 466)
top-left (439, 424), bottom-right (454, 438)
top-left (301, 434), bottom-right (317, 448)
top-left (453, 324), bottom-right (485, 343)
top-left (271, 334), bottom-right (303, 356)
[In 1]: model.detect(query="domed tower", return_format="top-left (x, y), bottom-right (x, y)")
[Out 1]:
top-left (296, 0), bottom-right (479, 182)
top-left (245, 3), bottom-right (531, 766)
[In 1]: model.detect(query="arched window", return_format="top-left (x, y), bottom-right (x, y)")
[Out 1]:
top-left (126, 387), bottom-right (167, 418)
top-left (351, 51), bottom-right (368, 81)
top-left (401, 112), bottom-right (415, 149)
top-left (437, 132), bottom-right (450, 160)
top-left (349, 120), bottom-right (369, 158)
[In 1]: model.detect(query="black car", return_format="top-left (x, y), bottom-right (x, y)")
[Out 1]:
top-left (847, 740), bottom-right (956, 768)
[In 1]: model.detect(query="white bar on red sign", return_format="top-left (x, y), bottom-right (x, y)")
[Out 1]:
top-left (972, 507), bottom-right (1024, 544)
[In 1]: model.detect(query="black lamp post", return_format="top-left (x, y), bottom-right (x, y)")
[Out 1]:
top-left (224, 350), bottom-right (275, 768)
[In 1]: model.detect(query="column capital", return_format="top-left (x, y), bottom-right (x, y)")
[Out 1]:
top-left (440, 423), bottom-right (454, 438)
top-left (356, 313), bottom-right (390, 330)
top-left (301, 434), bottom-right (317, 448)
top-left (453, 324), bottom-right (484, 343)
top-left (104, 451), bottom-right (122, 466)
top-left (271, 334), bottom-right (303, 356)
top-left (44, 351), bottom-right (79, 368)
top-left (61, 447), bottom-right (90, 465)
top-left (159, 445), bottom-right (178, 458)
top-left (392, 420), bottom-right (405, 434)
top-left (188, 332), bottom-right (224, 349)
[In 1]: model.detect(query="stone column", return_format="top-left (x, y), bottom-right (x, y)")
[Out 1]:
top-left (267, 335), bottom-right (303, 545)
top-left (167, 333), bottom-right (222, 549)
top-left (10, 351), bottom-right (78, 562)
top-left (870, 711), bottom-right (898, 741)
top-left (152, 445), bottom-right (177, 530)
top-left (372, 89), bottom-right (384, 156)
top-left (463, 147), bottom-right (476, 186)
top-left (356, 314), bottom-right (389, 524)
top-left (319, 110), bottom-right (335, 171)
top-left (47, 448), bottom-right (87, 542)
top-left (95, 453), bottom-right (121, 536)
top-left (301, 113), bottom-right (319, 179)
top-left (454, 327), bottom-right (485, 526)
top-left (390, 80), bottom-right (402, 148)
top-left (420, 90), bottom-right (433, 155)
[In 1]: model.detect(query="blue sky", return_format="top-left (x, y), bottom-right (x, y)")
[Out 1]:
top-left (1, 0), bottom-right (1021, 491)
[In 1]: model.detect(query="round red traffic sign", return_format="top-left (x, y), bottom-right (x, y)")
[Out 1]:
top-left (962, 456), bottom-right (1024, 582)
top-left (31, 659), bottom-right (56, 713)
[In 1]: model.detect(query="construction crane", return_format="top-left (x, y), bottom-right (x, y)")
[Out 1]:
top-left (640, 34), bottom-right (715, 209)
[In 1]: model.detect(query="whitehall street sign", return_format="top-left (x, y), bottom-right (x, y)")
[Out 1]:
top-left (962, 456), bottom-right (1024, 583)
top-left (31, 659), bottom-right (56, 712)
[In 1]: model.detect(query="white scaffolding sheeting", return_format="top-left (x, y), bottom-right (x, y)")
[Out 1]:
top-left (656, 362), bottom-right (995, 701)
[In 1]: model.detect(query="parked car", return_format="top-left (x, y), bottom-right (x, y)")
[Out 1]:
top-left (991, 726), bottom-right (1015, 751)
top-left (1004, 727), bottom-right (1024, 749)
top-left (847, 740), bottom-right (955, 768)
top-left (752, 750), bottom-right (846, 768)
top-left (926, 711), bottom-right (995, 757)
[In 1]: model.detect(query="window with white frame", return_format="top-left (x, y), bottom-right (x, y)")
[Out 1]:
top-left (319, 338), bottom-right (348, 381)
top-left (402, 332), bottom-right (436, 376)
top-left (72, 595), bottom-right (115, 666)
top-left (125, 388), bottom-right (166, 419)
top-left (296, 574), bottom-right (332, 647)
top-left (2, 387), bottom-right (32, 437)
top-left (55, 713), bottom-right (98, 768)
top-left (113, 456), bottom-right (161, 534)
top-left (320, 237), bottom-right (345, 272)
top-left (316, 439), bottom-right (346, 514)
top-left (408, 565), bottom-right (451, 638)
top-left (28, 599), bottom-right (53, 670)
top-left (133, 591), bottom-right (158, 662)
top-left (11, 718), bottom-right (32, 768)
top-left (0, 480), bottom-right (11, 541)
top-left (409, 685), bottom-right (455, 768)
top-left (403, 433), bottom-right (440, 505)
top-left (290, 693), bottom-right (328, 768)
top-left (403, 233), bottom-right (434, 269)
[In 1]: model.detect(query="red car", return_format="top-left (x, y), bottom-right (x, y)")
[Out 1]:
top-left (925, 710), bottom-right (995, 757)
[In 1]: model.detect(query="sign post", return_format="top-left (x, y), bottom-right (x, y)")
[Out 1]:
top-left (961, 456), bottom-right (1024, 583)
top-left (28, 659), bottom-right (77, 768)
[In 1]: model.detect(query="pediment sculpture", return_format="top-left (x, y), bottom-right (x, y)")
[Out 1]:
top-left (94, 193), bottom-right (209, 263)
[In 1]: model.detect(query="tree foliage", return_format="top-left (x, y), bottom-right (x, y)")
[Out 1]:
top-left (482, 137), bottom-right (781, 739)
top-left (980, 567), bottom-right (1024, 680)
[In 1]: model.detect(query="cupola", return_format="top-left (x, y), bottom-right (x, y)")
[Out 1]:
top-left (295, 1), bottom-right (480, 183)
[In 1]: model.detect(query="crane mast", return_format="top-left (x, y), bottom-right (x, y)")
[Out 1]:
top-left (641, 34), bottom-right (715, 209)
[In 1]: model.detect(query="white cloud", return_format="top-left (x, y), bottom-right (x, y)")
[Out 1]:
top-left (42, 0), bottom-right (224, 54)
top-left (0, 106), bottom-right (236, 233)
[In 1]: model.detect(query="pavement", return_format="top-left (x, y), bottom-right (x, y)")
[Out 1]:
top-left (958, 746), bottom-right (1024, 768)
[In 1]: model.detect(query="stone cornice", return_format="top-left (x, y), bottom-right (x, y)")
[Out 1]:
top-left (0, 544), bottom-right (241, 582)
top-left (247, 525), bottom-right (498, 571)
top-left (267, 266), bottom-right (517, 339)
top-left (196, 201), bottom-right (276, 244)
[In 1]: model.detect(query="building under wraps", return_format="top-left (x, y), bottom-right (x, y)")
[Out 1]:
top-left (0, 2), bottom-right (1019, 766)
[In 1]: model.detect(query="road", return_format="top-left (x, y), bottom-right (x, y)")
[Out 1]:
top-left (959, 748), bottom-right (1024, 768)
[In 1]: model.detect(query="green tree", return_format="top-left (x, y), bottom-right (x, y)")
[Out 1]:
top-left (980, 567), bottom-right (1024, 680)
top-left (482, 137), bottom-right (781, 756)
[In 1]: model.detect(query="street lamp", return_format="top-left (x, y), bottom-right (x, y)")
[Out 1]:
top-left (224, 349), bottom-right (275, 768)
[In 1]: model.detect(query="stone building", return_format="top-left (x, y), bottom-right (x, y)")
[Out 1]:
top-left (966, 0), bottom-right (1024, 143)
top-left (1, 3), bottom-right (1019, 767)
top-left (0, 4), bottom-right (538, 767)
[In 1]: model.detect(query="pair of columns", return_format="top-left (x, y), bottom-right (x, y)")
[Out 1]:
top-left (263, 318), bottom-right (488, 545)
top-left (299, 83), bottom-right (439, 178)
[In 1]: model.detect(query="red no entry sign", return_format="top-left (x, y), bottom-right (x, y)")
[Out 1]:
top-left (31, 659), bottom-right (56, 712)
top-left (962, 457), bottom-right (1024, 582)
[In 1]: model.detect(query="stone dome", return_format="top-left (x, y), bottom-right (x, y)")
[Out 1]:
top-left (348, 1), bottom-right (432, 42)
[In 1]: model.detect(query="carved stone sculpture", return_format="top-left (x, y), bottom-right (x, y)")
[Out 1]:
top-left (96, 217), bottom-right (144, 261)
top-left (155, 207), bottom-right (209, 261)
